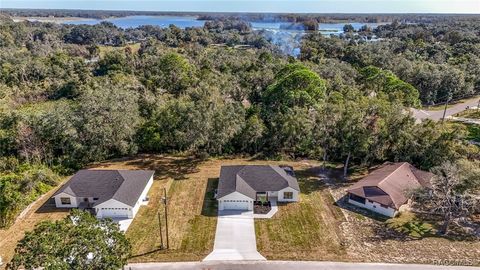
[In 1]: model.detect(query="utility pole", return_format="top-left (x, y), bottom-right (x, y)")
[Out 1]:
top-left (477, 98), bottom-right (480, 111)
top-left (441, 95), bottom-right (451, 122)
top-left (163, 188), bottom-right (169, 249)
top-left (157, 208), bottom-right (164, 249)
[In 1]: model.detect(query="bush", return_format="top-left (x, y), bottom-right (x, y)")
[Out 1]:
top-left (0, 158), bottom-right (61, 228)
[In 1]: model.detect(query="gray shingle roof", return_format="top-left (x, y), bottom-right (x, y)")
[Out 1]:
top-left (217, 165), bottom-right (300, 199)
top-left (53, 169), bottom-right (154, 207)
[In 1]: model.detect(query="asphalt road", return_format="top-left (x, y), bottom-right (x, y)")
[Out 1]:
top-left (411, 97), bottom-right (480, 121)
top-left (126, 261), bottom-right (479, 270)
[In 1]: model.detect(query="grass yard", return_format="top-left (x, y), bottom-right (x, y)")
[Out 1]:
top-left (455, 109), bottom-right (480, 119)
top-left (90, 154), bottom-right (218, 262)
top-left (255, 166), bottom-right (347, 261)
top-left (119, 156), bottom-right (348, 262)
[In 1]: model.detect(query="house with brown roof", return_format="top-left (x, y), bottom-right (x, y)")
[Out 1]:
top-left (346, 162), bottom-right (433, 217)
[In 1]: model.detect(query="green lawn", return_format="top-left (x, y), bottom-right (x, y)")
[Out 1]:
top-left (255, 169), bottom-right (347, 261)
top-left (124, 156), bottom-right (218, 262)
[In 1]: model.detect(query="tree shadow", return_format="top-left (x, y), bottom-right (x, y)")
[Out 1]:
top-left (294, 167), bottom-right (343, 195)
top-left (90, 154), bottom-right (204, 181)
top-left (201, 178), bottom-right (218, 217)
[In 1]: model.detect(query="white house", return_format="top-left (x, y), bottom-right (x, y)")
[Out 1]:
top-left (347, 162), bottom-right (433, 217)
top-left (217, 165), bottom-right (300, 211)
top-left (53, 169), bottom-right (154, 219)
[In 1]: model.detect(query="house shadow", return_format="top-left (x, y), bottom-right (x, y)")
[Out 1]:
top-left (201, 178), bottom-right (218, 217)
top-left (35, 197), bottom-right (70, 214)
top-left (334, 194), bottom-right (389, 223)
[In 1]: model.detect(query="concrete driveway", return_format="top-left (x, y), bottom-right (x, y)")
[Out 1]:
top-left (108, 217), bottom-right (133, 232)
top-left (203, 210), bottom-right (266, 261)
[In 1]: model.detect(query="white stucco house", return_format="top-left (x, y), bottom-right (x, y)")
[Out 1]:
top-left (52, 169), bottom-right (154, 219)
top-left (347, 162), bottom-right (433, 217)
top-left (216, 165), bottom-right (300, 211)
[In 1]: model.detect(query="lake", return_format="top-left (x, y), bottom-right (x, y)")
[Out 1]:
top-left (55, 15), bottom-right (383, 34)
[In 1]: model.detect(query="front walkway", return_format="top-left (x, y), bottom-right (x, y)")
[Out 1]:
top-left (253, 198), bottom-right (278, 219)
top-left (203, 210), bottom-right (266, 261)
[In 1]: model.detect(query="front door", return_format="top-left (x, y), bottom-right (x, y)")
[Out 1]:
top-left (256, 192), bottom-right (268, 202)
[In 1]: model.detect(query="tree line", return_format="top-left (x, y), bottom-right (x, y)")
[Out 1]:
top-left (0, 15), bottom-right (479, 228)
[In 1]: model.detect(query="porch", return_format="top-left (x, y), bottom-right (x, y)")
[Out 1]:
top-left (253, 192), bottom-right (278, 219)
top-left (78, 201), bottom-right (96, 216)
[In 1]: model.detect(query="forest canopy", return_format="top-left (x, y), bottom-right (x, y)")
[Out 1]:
top-left (0, 14), bottom-right (479, 227)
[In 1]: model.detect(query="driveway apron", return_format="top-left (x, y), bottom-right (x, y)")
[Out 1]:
top-left (204, 210), bottom-right (266, 261)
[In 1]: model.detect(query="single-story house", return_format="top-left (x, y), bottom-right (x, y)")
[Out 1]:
top-left (217, 165), bottom-right (300, 211)
top-left (52, 169), bottom-right (154, 219)
top-left (346, 162), bottom-right (433, 217)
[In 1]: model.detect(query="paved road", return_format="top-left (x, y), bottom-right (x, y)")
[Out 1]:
top-left (126, 261), bottom-right (479, 270)
top-left (203, 210), bottom-right (266, 261)
top-left (411, 97), bottom-right (479, 121)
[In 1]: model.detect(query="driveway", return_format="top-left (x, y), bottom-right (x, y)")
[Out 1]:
top-left (411, 96), bottom-right (479, 122)
top-left (126, 261), bottom-right (479, 270)
top-left (108, 217), bottom-right (134, 232)
top-left (203, 210), bottom-right (266, 261)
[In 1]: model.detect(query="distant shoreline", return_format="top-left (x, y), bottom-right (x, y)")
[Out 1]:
top-left (12, 16), bottom-right (94, 23)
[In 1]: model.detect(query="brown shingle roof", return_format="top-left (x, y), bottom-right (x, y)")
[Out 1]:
top-left (347, 162), bottom-right (433, 209)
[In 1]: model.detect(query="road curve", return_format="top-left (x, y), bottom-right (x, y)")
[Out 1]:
top-left (411, 97), bottom-right (479, 122)
top-left (126, 261), bottom-right (479, 270)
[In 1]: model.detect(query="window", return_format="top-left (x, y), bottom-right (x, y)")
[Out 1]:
top-left (284, 192), bottom-right (293, 200)
top-left (349, 194), bottom-right (366, 204)
top-left (60, 197), bottom-right (71, 205)
top-left (93, 198), bottom-right (99, 201)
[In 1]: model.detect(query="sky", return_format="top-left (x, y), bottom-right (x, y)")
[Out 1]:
top-left (1, 0), bottom-right (479, 14)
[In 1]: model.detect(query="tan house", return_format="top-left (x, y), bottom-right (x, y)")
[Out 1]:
top-left (346, 162), bottom-right (433, 217)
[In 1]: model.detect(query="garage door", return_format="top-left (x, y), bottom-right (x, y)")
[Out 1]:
top-left (221, 200), bottom-right (250, 210)
top-left (99, 208), bottom-right (130, 218)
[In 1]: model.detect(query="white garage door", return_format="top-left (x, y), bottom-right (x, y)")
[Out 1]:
top-left (221, 200), bottom-right (250, 210)
top-left (99, 208), bottom-right (130, 218)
